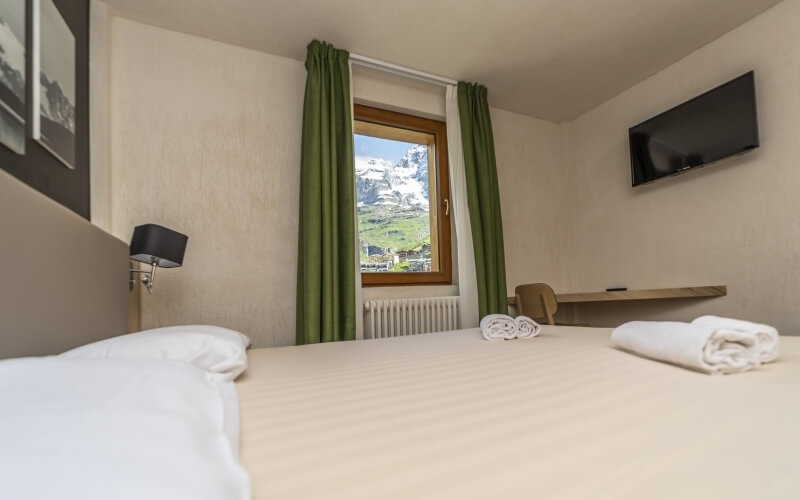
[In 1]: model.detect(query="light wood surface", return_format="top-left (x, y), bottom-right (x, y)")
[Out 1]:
top-left (514, 283), bottom-right (557, 324)
top-left (507, 286), bottom-right (727, 305)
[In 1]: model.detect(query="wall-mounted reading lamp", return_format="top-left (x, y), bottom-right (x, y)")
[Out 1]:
top-left (129, 224), bottom-right (188, 294)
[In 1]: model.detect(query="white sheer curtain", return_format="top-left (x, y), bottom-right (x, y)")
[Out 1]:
top-left (349, 60), bottom-right (365, 340)
top-left (446, 85), bottom-right (479, 328)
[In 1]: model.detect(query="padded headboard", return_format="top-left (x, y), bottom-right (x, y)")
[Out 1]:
top-left (0, 171), bottom-right (128, 359)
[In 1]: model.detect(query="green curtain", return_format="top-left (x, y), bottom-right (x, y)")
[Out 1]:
top-left (296, 41), bottom-right (356, 345)
top-left (457, 82), bottom-right (509, 318)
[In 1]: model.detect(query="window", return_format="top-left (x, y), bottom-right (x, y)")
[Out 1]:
top-left (354, 104), bottom-right (452, 286)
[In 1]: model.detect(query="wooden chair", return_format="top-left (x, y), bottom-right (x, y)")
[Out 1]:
top-left (514, 283), bottom-right (558, 325)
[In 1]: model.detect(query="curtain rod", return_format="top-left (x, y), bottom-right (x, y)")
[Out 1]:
top-left (349, 53), bottom-right (458, 87)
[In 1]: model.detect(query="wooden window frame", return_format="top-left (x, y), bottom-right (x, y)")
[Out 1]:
top-left (354, 104), bottom-right (452, 287)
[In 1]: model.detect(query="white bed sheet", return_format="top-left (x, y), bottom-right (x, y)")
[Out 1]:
top-left (0, 357), bottom-right (249, 500)
top-left (237, 326), bottom-right (800, 500)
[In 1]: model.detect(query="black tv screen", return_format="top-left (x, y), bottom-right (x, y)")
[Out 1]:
top-left (629, 71), bottom-right (759, 186)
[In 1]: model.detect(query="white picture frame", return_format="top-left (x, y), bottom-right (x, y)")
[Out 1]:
top-left (0, 0), bottom-right (26, 155)
top-left (32, 0), bottom-right (76, 169)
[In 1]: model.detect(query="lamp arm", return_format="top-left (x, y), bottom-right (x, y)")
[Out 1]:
top-left (129, 262), bottom-right (157, 294)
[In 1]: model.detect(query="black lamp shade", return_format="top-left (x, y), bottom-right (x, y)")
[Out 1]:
top-left (129, 224), bottom-right (188, 268)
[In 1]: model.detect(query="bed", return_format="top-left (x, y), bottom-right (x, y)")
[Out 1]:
top-left (237, 325), bottom-right (800, 499)
top-left (0, 326), bottom-right (252, 500)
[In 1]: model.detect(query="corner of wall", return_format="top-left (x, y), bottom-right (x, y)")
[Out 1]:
top-left (554, 0), bottom-right (800, 331)
top-left (558, 120), bottom-right (580, 292)
top-left (89, 0), bottom-right (113, 233)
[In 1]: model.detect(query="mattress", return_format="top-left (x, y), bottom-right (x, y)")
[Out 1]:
top-left (236, 326), bottom-right (800, 499)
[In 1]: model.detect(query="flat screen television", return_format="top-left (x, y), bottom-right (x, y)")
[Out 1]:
top-left (629, 71), bottom-right (759, 186)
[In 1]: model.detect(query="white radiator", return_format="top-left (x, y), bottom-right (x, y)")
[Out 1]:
top-left (363, 297), bottom-right (460, 339)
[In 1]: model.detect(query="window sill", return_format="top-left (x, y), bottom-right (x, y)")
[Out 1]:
top-left (361, 272), bottom-right (452, 287)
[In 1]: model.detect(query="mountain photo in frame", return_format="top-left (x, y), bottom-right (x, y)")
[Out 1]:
top-left (34, 0), bottom-right (75, 169)
top-left (0, 0), bottom-right (25, 155)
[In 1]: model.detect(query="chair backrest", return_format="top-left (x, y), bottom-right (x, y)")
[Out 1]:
top-left (514, 283), bottom-right (558, 325)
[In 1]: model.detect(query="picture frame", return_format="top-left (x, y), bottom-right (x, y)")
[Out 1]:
top-left (32, 0), bottom-right (76, 169)
top-left (0, 0), bottom-right (26, 155)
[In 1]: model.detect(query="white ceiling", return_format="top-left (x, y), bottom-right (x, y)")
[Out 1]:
top-left (104, 0), bottom-right (782, 122)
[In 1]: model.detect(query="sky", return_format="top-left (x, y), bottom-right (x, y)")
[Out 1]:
top-left (355, 134), bottom-right (417, 164)
top-left (40, 0), bottom-right (75, 102)
top-left (0, 2), bottom-right (24, 41)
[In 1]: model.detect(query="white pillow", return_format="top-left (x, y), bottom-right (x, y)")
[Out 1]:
top-left (60, 325), bottom-right (251, 381)
top-left (0, 356), bottom-right (250, 500)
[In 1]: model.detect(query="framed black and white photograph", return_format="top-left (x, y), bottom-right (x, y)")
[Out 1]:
top-left (0, 0), bottom-right (25, 155)
top-left (34, 0), bottom-right (75, 169)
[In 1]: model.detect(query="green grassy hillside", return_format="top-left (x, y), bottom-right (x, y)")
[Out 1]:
top-left (358, 205), bottom-right (430, 262)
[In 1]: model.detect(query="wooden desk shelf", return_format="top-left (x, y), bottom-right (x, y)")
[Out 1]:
top-left (508, 286), bottom-right (727, 305)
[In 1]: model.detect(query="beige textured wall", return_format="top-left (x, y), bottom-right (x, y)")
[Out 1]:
top-left (111, 18), bottom-right (306, 346)
top-left (493, 108), bottom-right (569, 297)
top-left (112, 2), bottom-right (799, 341)
top-left (109, 18), bottom-right (566, 344)
top-left (89, 0), bottom-right (112, 232)
top-left (352, 66), bottom-right (445, 119)
top-left (564, 0), bottom-right (800, 333)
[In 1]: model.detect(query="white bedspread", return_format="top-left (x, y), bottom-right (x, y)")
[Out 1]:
top-left (0, 357), bottom-right (249, 500)
top-left (237, 326), bottom-right (800, 500)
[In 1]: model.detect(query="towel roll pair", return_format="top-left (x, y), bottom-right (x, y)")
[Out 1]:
top-left (611, 315), bottom-right (779, 375)
top-left (480, 314), bottom-right (542, 341)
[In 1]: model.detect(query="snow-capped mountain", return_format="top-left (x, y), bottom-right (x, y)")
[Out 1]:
top-left (355, 145), bottom-right (429, 209)
top-left (0, 15), bottom-right (25, 102)
top-left (40, 73), bottom-right (75, 133)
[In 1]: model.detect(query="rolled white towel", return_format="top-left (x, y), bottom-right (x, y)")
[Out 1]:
top-left (691, 315), bottom-right (779, 363)
top-left (480, 314), bottom-right (517, 341)
top-left (515, 316), bottom-right (542, 339)
top-left (611, 321), bottom-right (761, 374)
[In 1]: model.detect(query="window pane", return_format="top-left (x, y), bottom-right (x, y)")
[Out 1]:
top-left (355, 132), bottom-right (437, 273)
